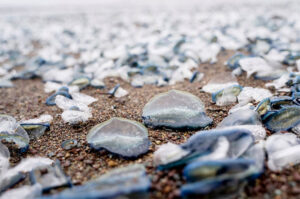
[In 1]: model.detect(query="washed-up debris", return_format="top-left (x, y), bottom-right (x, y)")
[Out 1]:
top-left (1, 1), bottom-right (300, 198)
top-left (87, 117), bottom-right (150, 158)
top-left (0, 3), bottom-right (297, 92)
top-left (42, 164), bottom-right (150, 199)
top-left (142, 90), bottom-right (212, 130)
top-left (0, 115), bottom-right (29, 152)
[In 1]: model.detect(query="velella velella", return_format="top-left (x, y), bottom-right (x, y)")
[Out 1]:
top-left (181, 159), bottom-right (260, 198)
top-left (44, 82), bottom-right (79, 94)
top-left (155, 127), bottom-right (254, 169)
top-left (87, 117), bottom-right (150, 158)
top-left (0, 79), bottom-right (14, 88)
top-left (202, 73), bottom-right (239, 94)
top-left (265, 73), bottom-right (290, 90)
top-left (108, 84), bottom-right (128, 98)
top-left (19, 115), bottom-right (52, 138)
top-left (292, 123), bottom-right (300, 135)
top-left (217, 125), bottom-right (266, 141)
top-left (0, 143), bottom-right (10, 179)
top-left (1, 1), bottom-right (300, 198)
top-left (0, 184), bottom-right (42, 199)
top-left (142, 90), bottom-right (212, 130)
top-left (68, 77), bottom-right (90, 90)
top-left (266, 133), bottom-right (300, 171)
top-left (264, 106), bottom-right (300, 132)
top-left (239, 57), bottom-right (284, 80)
top-left (190, 71), bottom-right (204, 83)
top-left (30, 160), bottom-right (72, 192)
top-left (237, 87), bottom-right (272, 106)
top-left (212, 85), bottom-right (243, 106)
top-left (46, 87), bottom-right (72, 106)
top-left (61, 110), bottom-right (92, 125)
top-left (226, 53), bottom-right (247, 70)
top-left (181, 176), bottom-right (246, 198)
top-left (0, 142), bottom-right (10, 159)
top-left (55, 94), bottom-right (90, 112)
top-left (256, 96), bottom-right (300, 123)
top-left (0, 157), bottom-right (53, 193)
top-left (20, 124), bottom-right (50, 139)
top-left (241, 141), bottom-right (265, 171)
top-left (270, 96), bottom-right (295, 110)
top-left (183, 159), bottom-right (258, 183)
top-left (0, 115), bottom-right (29, 152)
top-left (153, 142), bottom-right (189, 166)
top-left (283, 51), bottom-right (300, 65)
top-left (70, 92), bottom-right (97, 105)
top-left (181, 128), bottom-right (254, 158)
top-left (255, 98), bottom-right (271, 116)
top-left (55, 95), bottom-right (92, 124)
top-left (90, 78), bottom-right (105, 89)
top-left (217, 108), bottom-right (261, 128)
top-left (61, 139), bottom-right (78, 150)
top-left (41, 164), bottom-right (150, 199)
top-left (248, 38), bottom-right (272, 55)
top-left (42, 68), bottom-right (74, 84)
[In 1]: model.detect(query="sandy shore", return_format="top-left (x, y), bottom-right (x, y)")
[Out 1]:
top-left (1, 50), bottom-right (300, 199)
